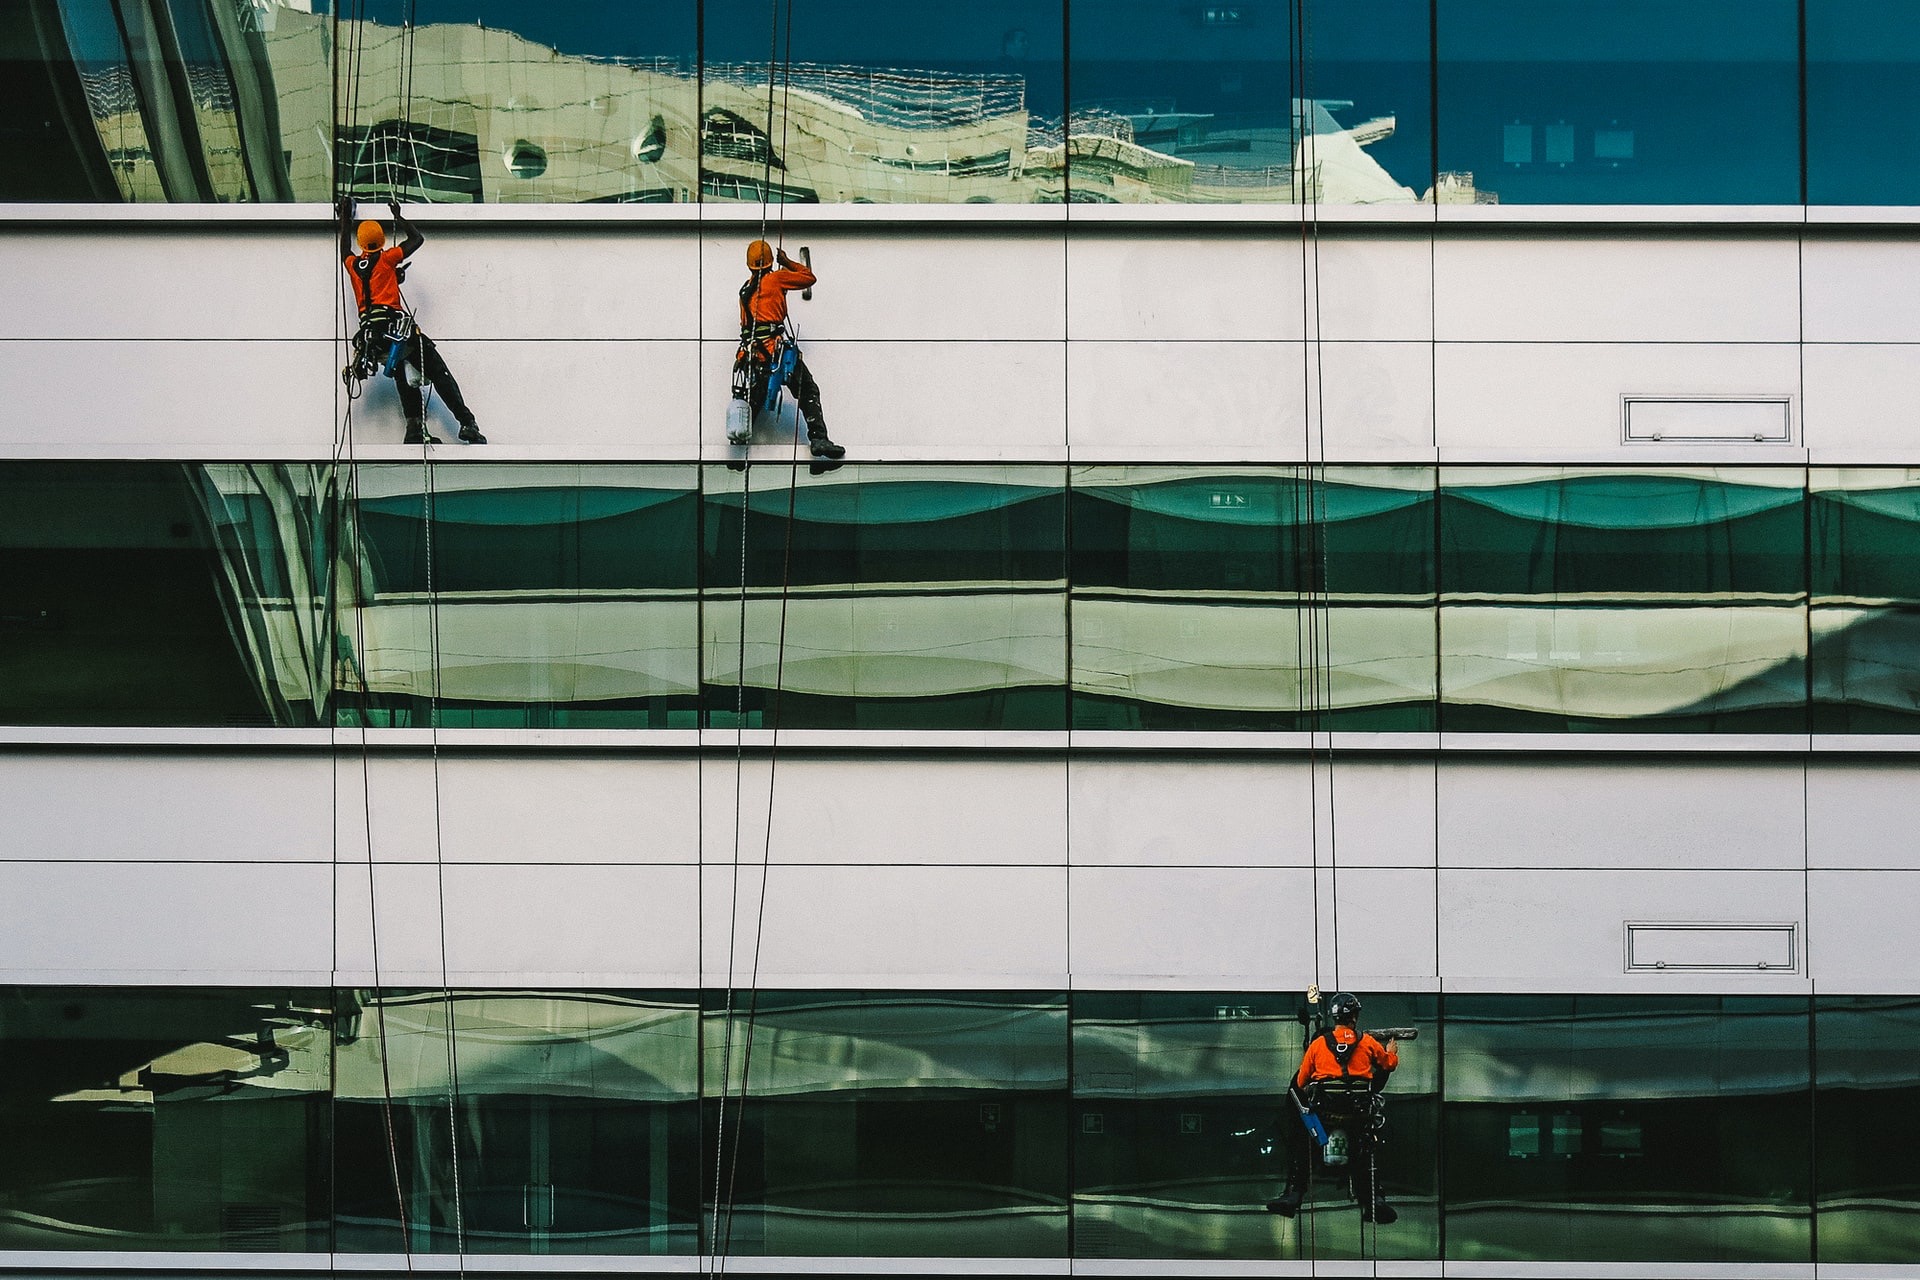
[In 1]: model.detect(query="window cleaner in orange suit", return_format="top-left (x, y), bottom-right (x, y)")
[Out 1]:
top-left (726, 239), bottom-right (844, 459)
top-left (1266, 991), bottom-right (1401, 1224)
top-left (337, 198), bottom-right (484, 446)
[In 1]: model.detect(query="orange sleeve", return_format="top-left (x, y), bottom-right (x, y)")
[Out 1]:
top-left (1367, 1034), bottom-right (1399, 1073)
top-left (767, 263), bottom-right (815, 291)
top-left (1293, 1040), bottom-right (1323, 1089)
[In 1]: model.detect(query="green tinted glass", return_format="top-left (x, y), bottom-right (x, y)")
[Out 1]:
top-left (1071, 991), bottom-right (1438, 1261)
top-left (1070, 467), bottom-right (1436, 730)
top-left (0, 462), bottom-right (329, 727)
top-left (1440, 468), bottom-right (1808, 732)
top-left (1443, 994), bottom-right (1812, 1263)
top-left (332, 990), bottom-right (701, 1255)
top-left (1811, 469), bottom-right (1920, 731)
top-left (0, 987), bottom-right (333, 1251)
top-left (339, 464), bottom-right (700, 729)
top-left (1815, 995), bottom-right (1920, 1262)
top-left (701, 464), bottom-right (1068, 729)
top-left (701, 990), bottom-right (1070, 1256)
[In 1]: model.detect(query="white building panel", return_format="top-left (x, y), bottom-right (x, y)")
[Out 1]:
top-left (1069, 865), bottom-right (1316, 985)
top-left (700, 863), bottom-right (1068, 986)
top-left (1322, 866), bottom-right (1441, 986)
top-left (1437, 868), bottom-right (1807, 987)
top-left (702, 231), bottom-right (1068, 343)
top-left (1068, 340), bottom-right (1433, 461)
top-left (1806, 870), bottom-right (1920, 987)
top-left (700, 337), bottom-right (1066, 458)
top-left (0, 861), bottom-right (334, 979)
top-left (0, 340), bottom-right (335, 457)
top-left (1807, 762), bottom-right (1920, 869)
top-left (0, 752), bottom-right (330, 862)
top-left (334, 861), bottom-right (701, 985)
top-left (407, 230), bottom-right (700, 342)
top-left (1434, 237), bottom-right (1800, 344)
top-left (0, 230), bottom-right (333, 340)
top-left (1068, 757), bottom-right (1318, 868)
top-left (1801, 343), bottom-right (1920, 456)
top-left (1803, 239), bottom-right (1920, 343)
top-left (1437, 759), bottom-right (1807, 870)
top-left (342, 337), bottom-right (701, 455)
top-left (701, 755), bottom-right (1067, 867)
top-left (1066, 233), bottom-right (1433, 343)
top-left (1435, 342), bottom-right (1802, 454)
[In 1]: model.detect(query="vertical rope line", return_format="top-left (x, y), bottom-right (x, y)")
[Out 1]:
top-left (335, 1), bottom-right (412, 1261)
top-left (710, 452), bottom-right (751, 1276)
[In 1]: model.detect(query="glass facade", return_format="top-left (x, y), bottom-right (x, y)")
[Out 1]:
top-left (6, 987), bottom-right (1911, 1263)
top-left (20, 461), bottom-right (1920, 733)
top-left (11, 0), bottom-right (1920, 204)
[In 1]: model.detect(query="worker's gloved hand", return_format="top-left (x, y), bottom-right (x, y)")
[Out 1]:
top-left (775, 248), bottom-right (794, 268)
top-left (387, 200), bottom-right (404, 218)
top-left (335, 195), bottom-right (353, 222)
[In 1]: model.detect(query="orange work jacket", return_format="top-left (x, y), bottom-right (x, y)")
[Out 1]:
top-left (344, 245), bottom-right (409, 315)
top-left (1294, 1026), bottom-right (1398, 1088)
top-left (737, 261), bottom-right (816, 359)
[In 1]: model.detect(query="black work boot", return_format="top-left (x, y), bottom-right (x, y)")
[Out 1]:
top-left (403, 421), bottom-right (439, 445)
top-left (1265, 1191), bottom-right (1302, 1218)
top-left (807, 427), bottom-right (845, 460)
top-left (458, 422), bottom-right (487, 444)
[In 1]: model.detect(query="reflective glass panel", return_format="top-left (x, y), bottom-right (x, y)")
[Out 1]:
top-left (1815, 995), bottom-right (1920, 1262)
top-left (332, 990), bottom-right (701, 1254)
top-left (336, 2), bottom-right (697, 205)
top-left (1808, 1), bottom-right (1920, 205)
top-left (701, 464), bottom-right (1068, 729)
top-left (1436, 0), bottom-right (1800, 205)
top-left (701, 0), bottom-right (1064, 203)
top-left (0, 462), bottom-right (329, 727)
top-left (1072, 991), bottom-right (1437, 1261)
top-left (1068, 0), bottom-right (1433, 205)
top-left (1442, 995), bottom-right (1812, 1263)
top-left (0, 987), bottom-right (333, 1251)
top-left (702, 990), bottom-right (1070, 1256)
top-left (1438, 467), bottom-right (1807, 732)
top-left (1070, 466), bottom-right (1436, 729)
top-left (340, 464), bottom-right (700, 728)
top-left (1811, 468), bottom-right (1920, 731)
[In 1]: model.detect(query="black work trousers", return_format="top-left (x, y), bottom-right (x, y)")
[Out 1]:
top-left (362, 317), bottom-right (476, 430)
top-left (738, 348), bottom-right (827, 435)
top-left (393, 329), bottom-right (476, 429)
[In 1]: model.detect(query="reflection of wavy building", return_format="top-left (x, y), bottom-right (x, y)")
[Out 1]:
top-left (5, 0), bottom-right (1920, 1276)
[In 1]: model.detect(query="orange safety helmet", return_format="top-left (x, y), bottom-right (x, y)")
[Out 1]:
top-left (746, 238), bottom-right (773, 270)
top-left (355, 220), bottom-right (386, 253)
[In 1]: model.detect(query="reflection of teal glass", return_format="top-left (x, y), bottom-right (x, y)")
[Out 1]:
top-left (1438, 0), bottom-right (1800, 204)
top-left (1808, 0), bottom-right (1920, 204)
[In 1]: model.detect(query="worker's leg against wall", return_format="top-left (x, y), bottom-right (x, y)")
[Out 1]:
top-left (415, 333), bottom-right (477, 429)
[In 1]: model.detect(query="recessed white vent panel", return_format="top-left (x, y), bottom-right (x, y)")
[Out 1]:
top-left (1625, 922), bottom-right (1798, 972)
top-left (1623, 396), bottom-right (1794, 443)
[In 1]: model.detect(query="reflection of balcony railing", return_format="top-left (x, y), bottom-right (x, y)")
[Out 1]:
top-left (703, 61), bottom-right (1026, 131)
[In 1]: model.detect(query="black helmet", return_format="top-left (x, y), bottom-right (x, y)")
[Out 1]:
top-left (1328, 992), bottom-right (1362, 1024)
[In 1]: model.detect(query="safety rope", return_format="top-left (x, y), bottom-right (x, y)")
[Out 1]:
top-left (710, 1), bottom-right (803, 1271)
top-left (334, 1), bottom-right (466, 1262)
